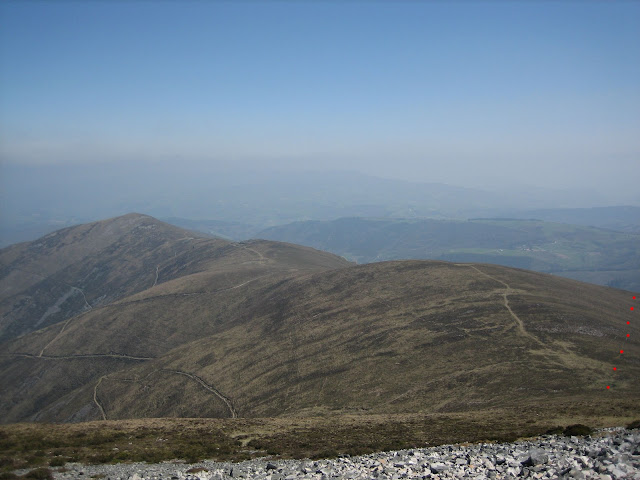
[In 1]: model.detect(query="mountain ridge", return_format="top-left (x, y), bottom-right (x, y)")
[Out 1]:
top-left (0, 215), bottom-right (637, 427)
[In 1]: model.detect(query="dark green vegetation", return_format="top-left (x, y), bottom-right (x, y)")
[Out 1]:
top-left (0, 468), bottom-right (54, 480)
top-left (257, 217), bottom-right (640, 290)
top-left (1, 214), bottom-right (638, 462)
top-left (1, 400), bottom-right (639, 472)
top-left (513, 206), bottom-right (640, 234)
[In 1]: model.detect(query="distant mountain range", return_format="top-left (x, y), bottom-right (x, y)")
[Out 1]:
top-left (505, 206), bottom-right (640, 233)
top-left (256, 217), bottom-right (640, 291)
top-left (1, 214), bottom-right (637, 426)
top-left (4, 163), bottom-right (637, 246)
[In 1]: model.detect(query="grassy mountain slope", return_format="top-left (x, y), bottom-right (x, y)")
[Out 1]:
top-left (0, 214), bottom-right (348, 343)
top-left (94, 261), bottom-right (638, 419)
top-left (0, 215), bottom-right (353, 423)
top-left (256, 217), bottom-right (640, 290)
top-left (1, 235), bottom-right (637, 425)
top-left (0, 213), bottom-right (216, 341)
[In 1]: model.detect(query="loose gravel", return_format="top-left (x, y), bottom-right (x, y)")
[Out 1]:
top-left (45, 427), bottom-right (639, 479)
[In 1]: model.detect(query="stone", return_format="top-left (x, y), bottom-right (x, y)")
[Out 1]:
top-left (522, 448), bottom-right (548, 466)
top-left (610, 467), bottom-right (627, 478)
top-left (430, 463), bottom-right (449, 474)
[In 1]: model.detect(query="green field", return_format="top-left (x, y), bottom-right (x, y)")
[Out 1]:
top-left (258, 218), bottom-right (640, 290)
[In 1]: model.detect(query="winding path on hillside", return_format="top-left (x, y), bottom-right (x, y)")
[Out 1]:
top-left (232, 242), bottom-right (268, 265)
top-left (455, 264), bottom-right (546, 348)
top-left (8, 266), bottom-right (93, 311)
top-left (16, 241), bottom-right (273, 357)
top-left (5, 352), bottom-right (153, 361)
top-left (163, 369), bottom-right (237, 418)
top-left (4, 353), bottom-right (237, 419)
top-left (94, 375), bottom-right (108, 420)
top-left (35, 267), bottom-right (273, 357)
top-left (152, 265), bottom-right (160, 287)
top-left (39, 315), bottom-right (79, 356)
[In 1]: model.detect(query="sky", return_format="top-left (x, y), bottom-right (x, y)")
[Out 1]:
top-left (1, 1), bottom-right (639, 197)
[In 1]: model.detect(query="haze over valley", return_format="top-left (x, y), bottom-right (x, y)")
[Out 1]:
top-left (1, 1), bottom-right (639, 475)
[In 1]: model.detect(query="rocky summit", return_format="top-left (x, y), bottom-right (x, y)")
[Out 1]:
top-left (43, 428), bottom-right (639, 480)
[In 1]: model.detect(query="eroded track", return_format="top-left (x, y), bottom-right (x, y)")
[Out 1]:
top-left (163, 369), bottom-right (237, 418)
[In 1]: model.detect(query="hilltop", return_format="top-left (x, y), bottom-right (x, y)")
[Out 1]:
top-left (0, 216), bottom-right (637, 428)
top-left (0, 213), bottom-right (348, 342)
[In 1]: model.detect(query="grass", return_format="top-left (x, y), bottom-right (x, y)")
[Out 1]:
top-left (3, 260), bottom-right (638, 425)
top-left (0, 419), bottom-right (245, 472)
top-left (1, 399), bottom-right (639, 473)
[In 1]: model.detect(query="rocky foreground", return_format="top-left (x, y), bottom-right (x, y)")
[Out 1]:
top-left (48, 427), bottom-right (638, 480)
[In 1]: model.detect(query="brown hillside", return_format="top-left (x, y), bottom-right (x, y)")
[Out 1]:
top-left (1, 242), bottom-right (637, 424)
top-left (0, 213), bottom-right (217, 341)
top-left (0, 214), bottom-right (349, 342)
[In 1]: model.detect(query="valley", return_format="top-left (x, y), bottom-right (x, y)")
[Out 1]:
top-left (257, 217), bottom-right (640, 291)
top-left (1, 213), bottom-right (638, 475)
top-left (3, 2), bottom-right (640, 476)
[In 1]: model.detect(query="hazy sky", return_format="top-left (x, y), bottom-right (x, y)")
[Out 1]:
top-left (1, 1), bottom-right (639, 195)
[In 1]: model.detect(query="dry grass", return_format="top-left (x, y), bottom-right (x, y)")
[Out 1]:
top-left (2, 397), bottom-right (639, 473)
top-left (2, 260), bottom-right (638, 425)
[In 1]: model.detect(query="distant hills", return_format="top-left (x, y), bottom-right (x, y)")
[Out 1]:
top-left (506, 206), bottom-right (640, 234)
top-left (0, 214), bottom-right (205, 341)
top-left (160, 217), bottom-right (261, 241)
top-left (4, 163), bottom-right (637, 247)
top-left (257, 217), bottom-right (640, 291)
top-left (0, 214), bottom-right (349, 344)
top-left (1, 214), bottom-right (637, 425)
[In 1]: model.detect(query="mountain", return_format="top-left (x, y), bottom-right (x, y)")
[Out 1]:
top-left (0, 213), bottom-right (349, 343)
top-left (256, 217), bottom-right (640, 291)
top-left (5, 163), bottom-right (629, 247)
top-left (160, 217), bottom-right (261, 241)
top-left (504, 206), bottom-right (640, 234)
top-left (0, 215), bottom-right (637, 425)
top-left (0, 214), bottom-right (218, 342)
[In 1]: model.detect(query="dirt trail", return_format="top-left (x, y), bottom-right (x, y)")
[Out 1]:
top-left (94, 375), bottom-right (108, 420)
top-left (455, 264), bottom-right (546, 348)
top-left (37, 265), bottom-right (272, 356)
top-left (152, 265), bottom-right (159, 287)
top-left (9, 266), bottom-right (92, 310)
top-left (39, 316), bottom-right (76, 356)
top-left (164, 369), bottom-right (237, 418)
top-left (6, 352), bottom-right (153, 361)
top-left (232, 242), bottom-right (268, 265)
top-left (71, 286), bottom-right (92, 310)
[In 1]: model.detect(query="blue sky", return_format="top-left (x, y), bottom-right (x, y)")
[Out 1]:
top-left (1, 1), bottom-right (639, 195)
